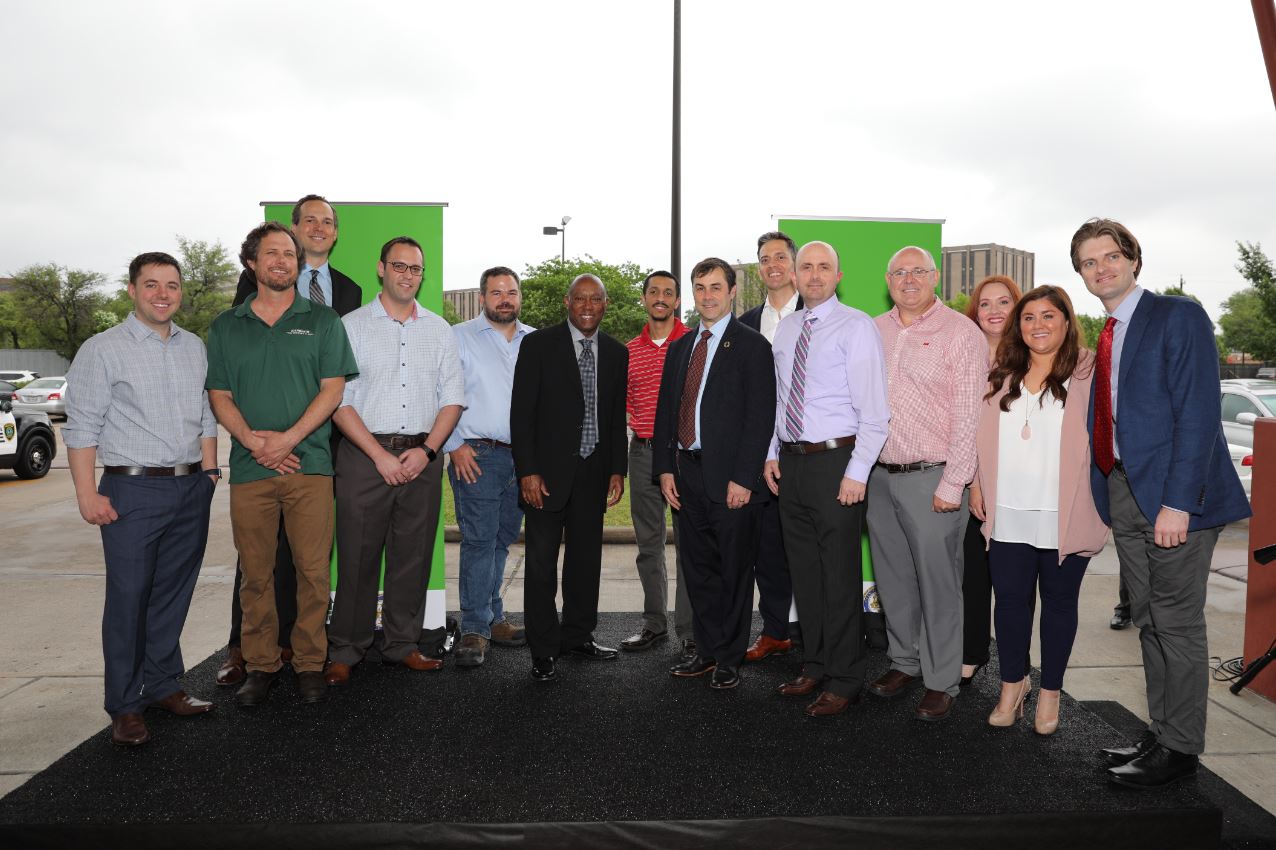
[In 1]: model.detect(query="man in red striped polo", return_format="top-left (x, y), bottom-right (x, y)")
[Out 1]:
top-left (621, 271), bottom-right (694, 657)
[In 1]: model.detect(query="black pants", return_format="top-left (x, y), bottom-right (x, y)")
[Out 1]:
top-left (522, 453), bottom-right (607, 659)
top-left (753, 497), bottom-right (794, 640)
top-left (964, 514), bottom-right (1033, 675)
top-left (675, 451), bottom-right (762, 668)
top-left (777, 445), bottom-right (866, 699)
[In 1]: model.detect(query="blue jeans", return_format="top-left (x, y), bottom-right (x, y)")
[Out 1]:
top-left (450, 442), bottom-right (523, 638)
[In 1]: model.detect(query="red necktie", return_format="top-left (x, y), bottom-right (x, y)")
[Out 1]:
top-left (1093, 317), bottom-right (1117, 475)
top-left (677, 330), bottom-right (712, 448)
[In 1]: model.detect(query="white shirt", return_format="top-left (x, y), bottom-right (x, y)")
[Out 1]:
top-left (994, 384), bottom-right (1066, 549)
top-left (759, 291), bottom-right (799, 343)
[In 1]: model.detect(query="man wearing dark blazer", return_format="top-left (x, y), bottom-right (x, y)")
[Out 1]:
top-left (1074, 219), bottom-right (1249, 788)
top-left (510, 274), bottom-right (628, 682)
top-left (738, 231), bottom-right (804, 661)
top-left (217, 194), bottom-right (363, 686)
top-left (654, 258), bottom-right (775, 689)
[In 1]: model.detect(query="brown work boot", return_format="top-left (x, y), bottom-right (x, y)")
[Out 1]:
top-left (489, 619), bottom-right (527, 647)
top-left (455, 634), bottom-right (490, 668)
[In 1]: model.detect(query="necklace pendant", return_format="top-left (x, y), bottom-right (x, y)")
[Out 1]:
top-left (1021, 422), bottom-right (1032, 441)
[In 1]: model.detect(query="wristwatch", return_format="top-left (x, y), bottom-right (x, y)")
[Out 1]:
top-left (204, 467), bottom-right (222, 480)
top-left (423, 446), bottom-right (438, 463)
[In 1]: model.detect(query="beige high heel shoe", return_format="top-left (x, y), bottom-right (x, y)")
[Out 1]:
top-left (988, 677), bottom-right (1031, 727)
top-left (1034, 688), bottom-right (1061, 736)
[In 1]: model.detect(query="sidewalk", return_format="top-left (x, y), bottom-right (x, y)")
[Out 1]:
top-left (1, 453), bottom-right (1273, 815)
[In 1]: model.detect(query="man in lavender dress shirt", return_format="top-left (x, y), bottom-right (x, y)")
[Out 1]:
top-left (762, 241), bottom-right (891, 718)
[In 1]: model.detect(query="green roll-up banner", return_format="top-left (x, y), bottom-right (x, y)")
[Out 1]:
top-left (777, 216), bottom-right (944, 617)
top-left (261, 201), bottom-right (448, 633)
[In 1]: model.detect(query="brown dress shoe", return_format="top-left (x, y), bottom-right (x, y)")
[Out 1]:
top-left (777, 674), bottom-right (821, 697)
top-left (216, 646), bottom-right (245, 687)
top-left (280, 647), bottom-right (294, 664)
top-left (398, 649), bottom-right (444, 671)
top-left (149, 690), bottom-right (214, 716)
top-left (744, 634), bottom-right (793, 662)
top-left (804, 691), bottom-right (859, 718)
top-left (915, 689), bottom-right (956, 721)
top-left (867, 669), bottom-right (918, 698)
top-left (111, 713), bottom-right (149, 746)
top-left (324, 661), bottom-right (353, 686)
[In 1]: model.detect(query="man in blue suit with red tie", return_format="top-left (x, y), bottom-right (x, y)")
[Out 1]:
top-left (1074, 218), bottom-right (1249, 789)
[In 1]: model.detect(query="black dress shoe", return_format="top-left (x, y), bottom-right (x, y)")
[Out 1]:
top-left (709, 665), bottom-right (739, 689)
top-left (565, 640), bottom-right (619, 660)
top-left (620, 629), bottom-right (667, 652)
top-left (670, 655), bottom-right (716, 677)
top-left (679, 639), bottom-right (697, 661)
top-left (296, 671), bottom-right (327, 704)
top-left (1101, 730), bottom-right (1159, 766)
top-left (235, 671), bottom-right (276, 708)
top-left (959, 662), bottom-right (986, 688)
top-left (1110, 607), bottom-right (1132, 630)
top-left (531, 656), bottom-right (557, 682)
top-left (1107, 743), bottom-right (1198, 789)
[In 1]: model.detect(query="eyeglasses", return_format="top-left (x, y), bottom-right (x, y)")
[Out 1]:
top-left (889, 267), bottom-right (935, 280)
top-left (386, 261), bottom-right (424, 277)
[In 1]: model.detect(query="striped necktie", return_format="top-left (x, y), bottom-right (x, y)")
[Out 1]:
top-left (784, 312), bottom-right (817, 441)
top-left (308, 269), bottom-right (326, 306)
top-left (579, 338), bottom-right (597, 457)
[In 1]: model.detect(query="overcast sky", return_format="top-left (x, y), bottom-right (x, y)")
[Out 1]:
top-left (2, 1), bottom-right (1273, 321)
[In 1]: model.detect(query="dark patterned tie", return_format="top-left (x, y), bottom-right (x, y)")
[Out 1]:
top-left (578, 338), bottom-right (596, 458)
top-left (784, 312), bottom-right (817, 441)
top-left (677, 330), bottom-right (712, 448)
top-left (308, 269), bottom-right (326, 306)
top-left (1093, 317), bottom-right (1117, 474)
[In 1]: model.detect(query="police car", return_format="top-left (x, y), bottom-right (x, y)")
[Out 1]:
top-left (0, 399), bottom-right (56, 479)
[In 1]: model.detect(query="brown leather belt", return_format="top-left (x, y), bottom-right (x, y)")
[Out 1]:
top-left (877, 460), bottom-right (946, 474)
top-left (104, 464), bottom-right (200, 477)
top-left (778, 436), bottom-right (856, 455)
top-left (468, 438), bottom-right (511, 450)
top-left (373, 433), bottom-right (427, 450)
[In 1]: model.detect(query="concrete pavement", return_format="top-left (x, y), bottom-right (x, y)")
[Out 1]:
top-left (1, 425), bottom-right (1273, 815)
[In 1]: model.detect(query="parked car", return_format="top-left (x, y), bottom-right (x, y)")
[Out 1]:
top-left (1257, 366), bottom-right (1275, 380)
top-left (1229, 442), bottom-right (1253, 498)
top-left (13, 376), bottom-right (68, 419)
top-left (0, 381), bottom-right (16, 403)
top-left (1221, 379), bottom-right (1275, 499)
top-left (0, 400), bottom-right (57, 479)
top-left (0, 370), bottom-right (39, 386)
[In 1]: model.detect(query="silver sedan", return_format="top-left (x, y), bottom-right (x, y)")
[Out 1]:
top-left (13, 376), bottom-right (68, 419)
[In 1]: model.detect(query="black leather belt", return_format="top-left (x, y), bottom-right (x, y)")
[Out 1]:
top-left (632, 437), bottom-right (655, 449)
top-left (104, 464), bottom-right (200, 477)
top-left (677, 448), bottom-right (702, 461)
top-left (373, 433), bottom-right (426, 450)
top-left (469, 438), bottom-right (511, 450)
top-left (877, 460), bottom-right (947, 474)
top-left (779, 436), bottom-right (856, 455)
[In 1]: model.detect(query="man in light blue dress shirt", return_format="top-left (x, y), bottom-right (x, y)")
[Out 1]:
top-left (444, 266), bottom-right (535, 667)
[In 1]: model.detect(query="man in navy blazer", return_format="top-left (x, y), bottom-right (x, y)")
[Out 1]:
top-left (654, 258), bottom-right (776, 689)
top-left (1075, 218), bottom-right (1249, 789)
top-left (217, 194), bottom-right (363, 686)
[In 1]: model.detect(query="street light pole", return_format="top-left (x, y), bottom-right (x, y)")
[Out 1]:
top-left (541, 215), bottom-right (572, 262)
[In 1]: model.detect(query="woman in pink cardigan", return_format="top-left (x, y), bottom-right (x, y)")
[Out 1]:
top-left (971, 286), bottom-right (1108, 735)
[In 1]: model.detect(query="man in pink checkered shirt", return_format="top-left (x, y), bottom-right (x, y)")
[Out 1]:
top-left (865, 245), bottom-right (987, 722)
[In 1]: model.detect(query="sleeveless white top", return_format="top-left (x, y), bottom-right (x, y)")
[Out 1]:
top-left (993, 382), bottom-right (1067, 549)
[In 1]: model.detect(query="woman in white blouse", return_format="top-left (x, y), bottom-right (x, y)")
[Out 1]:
top-left (971, 286), bottom-right (1108, 735)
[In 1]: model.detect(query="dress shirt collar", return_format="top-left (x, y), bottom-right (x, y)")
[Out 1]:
top-left (371, 292), bottom-right (424, 322)
top-left (568, 321), bottom-right (597, 349)
top-left (233, 290), bottom-right (313, 319)
top-left (804, 296), bottom-right (841, 321)
top-left (1107, 285), bottom-right (1144, 324)
top-left (884, 295), bottom-right (942, 328)
top-left (122, 311), bottom-right (185, 342)
top-left (479, 314), bottom-right (533, 339)
top-left (764, 291), bottom-right (799, 316)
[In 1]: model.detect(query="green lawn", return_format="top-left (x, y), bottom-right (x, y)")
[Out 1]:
top-left (440, 471), bottom-right (635, 527)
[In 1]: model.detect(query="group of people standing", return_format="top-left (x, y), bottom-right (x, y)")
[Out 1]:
top-left (64, 199), bottom-right (1247, 793)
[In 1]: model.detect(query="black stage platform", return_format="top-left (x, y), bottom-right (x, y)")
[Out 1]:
top-left (2, 614), bottom-right (1272, 849)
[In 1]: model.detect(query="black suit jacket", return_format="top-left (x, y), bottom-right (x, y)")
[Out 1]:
top-left (510, 322), bottom-right (628, 513)
top-left (739, 294), bottom-right (804, 333)
top-left (652, 316), bottom-right (776, 502)
top-left (232, 265), bottom-right (362, 316)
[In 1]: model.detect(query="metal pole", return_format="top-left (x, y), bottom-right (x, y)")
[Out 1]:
top-left (671, 0), bottom-right (681, 281)
top-left (1255, 0), bottom-right (1276, 111)
top-left (561, 227), bottom-right (566, 263)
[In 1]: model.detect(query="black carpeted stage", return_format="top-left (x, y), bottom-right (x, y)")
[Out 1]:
top-left (1, 614), bottom-right (1273, 849)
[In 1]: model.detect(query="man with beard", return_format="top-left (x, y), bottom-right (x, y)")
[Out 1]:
top-left (206, 221), bottom-right (358, 707)
top-left (443, 266), bottom-right (535, 668)
top-left (620, 271), bottom-right (693, 658)
top-left (219, 194), bottom-right (361, 686)
top-left (324, 237), bottom-right (464, 683)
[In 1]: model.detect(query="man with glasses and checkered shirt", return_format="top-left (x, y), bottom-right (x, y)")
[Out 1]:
top-left (325, 236), bottom-right (464, 685)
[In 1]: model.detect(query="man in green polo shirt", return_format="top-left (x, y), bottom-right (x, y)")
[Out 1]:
top-left (207, 220), bottom-right (358, 708)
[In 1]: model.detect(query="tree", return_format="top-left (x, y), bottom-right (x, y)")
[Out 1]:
top-left (440, 299), bottom-right (462, 326)
top-left (1219, 288), bottom-right (1276, 362)
top-left (1075, 313), bottom-right (1106, 350)
top-left (1158, 284), bottom-right (1201, 304)
top-left (944, 293), bottom-right (970, 315)
top-left (174, 237), bottom-right (236, 338)
top-left (9, 264), bottom-right (109, 360)
top-left (0, 291), bottom-right (37, 349)
top-left (735, 263), bottom-right (766, 314)
top-left (519, 255), bottom-right (648, 341)
top-left (1236, 241), bottom-right (1276, 327)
